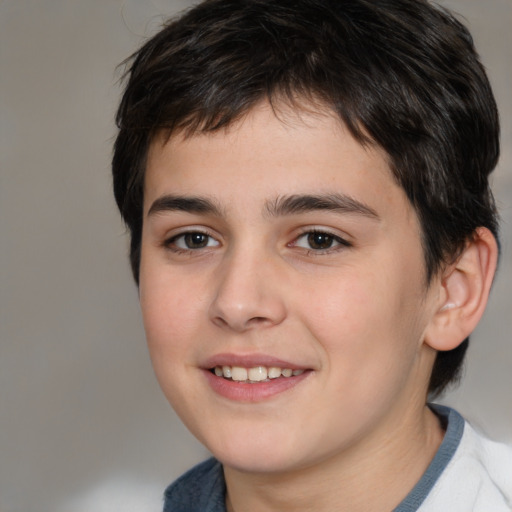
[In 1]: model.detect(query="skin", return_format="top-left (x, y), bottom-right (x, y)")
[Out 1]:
top-left (139, 102), bottom-right (446, 511)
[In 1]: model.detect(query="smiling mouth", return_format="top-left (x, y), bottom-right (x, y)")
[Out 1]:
top-left (210, 365), bottom-right (305, 383)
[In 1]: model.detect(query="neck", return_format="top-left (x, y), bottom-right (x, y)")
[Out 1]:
top-left (224, 403), bottom-right (444, 512)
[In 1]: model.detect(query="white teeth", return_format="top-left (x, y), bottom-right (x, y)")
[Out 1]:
top-left (248, 366), bottom-right (268, 382)
top-left (268, 367), bottom-right (282, 379)
top-left (231, 367), bottom-right (248, 381)
top-left (213, 365), bottom-right (304, 382)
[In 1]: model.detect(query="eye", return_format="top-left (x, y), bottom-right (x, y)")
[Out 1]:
top-left (167, 231), bottom-right (220, 250)
top-left (293, 230), bottom-right (350, 251)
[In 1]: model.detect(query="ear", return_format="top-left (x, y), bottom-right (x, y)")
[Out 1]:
top-left (424, 227), bottom-right (498, 351)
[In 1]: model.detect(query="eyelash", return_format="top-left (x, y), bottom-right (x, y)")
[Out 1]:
top-left (164, 230), bottom-right (219, 254)
top-left (163, 228), bottom-right (352, 255)
top-left (291, 229), bottom-right (352, 254)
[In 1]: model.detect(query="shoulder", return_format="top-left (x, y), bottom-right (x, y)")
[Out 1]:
top-left (420, 407), bottom-right (512, 512)
top-left (163, 458), bottom-right (226, 512)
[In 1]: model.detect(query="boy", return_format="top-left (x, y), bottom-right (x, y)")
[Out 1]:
top-left (112, 0), bottom-right (512, 510)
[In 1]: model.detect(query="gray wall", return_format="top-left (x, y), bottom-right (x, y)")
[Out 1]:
top-left (1, 1), bottom-right (510, 511)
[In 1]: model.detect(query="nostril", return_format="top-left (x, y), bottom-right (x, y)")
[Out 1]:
top-left (249, 316), bottom-right (269, 324)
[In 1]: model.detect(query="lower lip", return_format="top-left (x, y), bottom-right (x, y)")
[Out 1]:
top-left (203, 370), bottom-right (311, 402)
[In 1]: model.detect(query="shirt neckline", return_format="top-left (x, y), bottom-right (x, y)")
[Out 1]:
top-left (392, 404), bottom-right (465, 512)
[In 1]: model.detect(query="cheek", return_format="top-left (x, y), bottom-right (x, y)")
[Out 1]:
top-left (139, 268), bottom-right (206, 411)
top-left (301, 263), bottom-right (425, 381)
top-left (139, 264), bottom-right (203, 361)
top-left (302, 268), bottom-right (398, 340)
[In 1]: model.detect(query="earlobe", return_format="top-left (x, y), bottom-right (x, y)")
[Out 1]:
top-left (424, 227), bottom-right (498, 351)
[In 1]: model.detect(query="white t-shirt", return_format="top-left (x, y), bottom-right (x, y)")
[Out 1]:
top-left (395, 405), bottom-right (512, 511)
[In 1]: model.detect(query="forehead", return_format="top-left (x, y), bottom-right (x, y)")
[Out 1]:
top-left (154, 103), bottom-right (364, 176)
top-left (144, 101), bottom-right (413, 221)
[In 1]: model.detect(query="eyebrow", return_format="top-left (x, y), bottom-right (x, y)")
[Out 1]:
top-left (264, 193), bottom-right (380, 220)
top-left (147, 195), bottom-right (224, 217)
top-left (147, 192), bottom-right (379, 220)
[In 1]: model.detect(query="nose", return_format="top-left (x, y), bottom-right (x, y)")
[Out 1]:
top-left (208, 248), bottom-right (287, 332)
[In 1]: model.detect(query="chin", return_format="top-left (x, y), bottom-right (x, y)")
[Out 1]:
top-left (201, 426), bottom-right (314, 474)
top-left (218, 449), bottom-right (301, 474)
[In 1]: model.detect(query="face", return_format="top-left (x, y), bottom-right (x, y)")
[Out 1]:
top-left (140, 102), bottom-right (440, 475)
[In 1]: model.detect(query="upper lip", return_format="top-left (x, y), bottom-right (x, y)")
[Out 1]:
top-left (202, 353), bottom-right (310, 370)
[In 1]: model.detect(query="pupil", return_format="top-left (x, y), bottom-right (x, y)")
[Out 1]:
top-left (308, 233), bottom-right (333, 249)
top-left (185, 233), bottom-right (207, 248)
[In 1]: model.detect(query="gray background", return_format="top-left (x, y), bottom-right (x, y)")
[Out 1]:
top-left (1, 1), bottom-right (510, 511)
